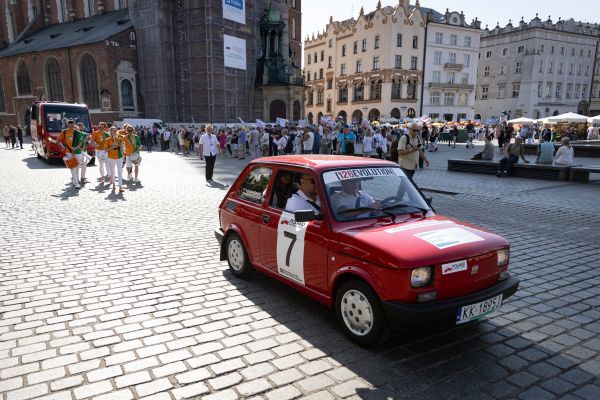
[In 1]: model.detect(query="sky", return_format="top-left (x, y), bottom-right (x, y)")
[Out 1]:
top-left (301, 0), bottom-right (598, 42)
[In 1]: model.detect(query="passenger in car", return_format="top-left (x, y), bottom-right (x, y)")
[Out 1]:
top-left (285, 173), bottom-right (321, 214)
top-left (271, 171), bottom-right (295, 208)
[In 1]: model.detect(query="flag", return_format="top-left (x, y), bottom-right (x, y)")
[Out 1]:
top-left (237, 117), bottom-right (245, 124)
top-left (276, 117), bottom-right (288, 127)
top-left (255, 119), bottom-right (266, 128)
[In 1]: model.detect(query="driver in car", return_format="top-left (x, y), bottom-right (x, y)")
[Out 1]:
top-left (330, 178), bottom-right (381, 217)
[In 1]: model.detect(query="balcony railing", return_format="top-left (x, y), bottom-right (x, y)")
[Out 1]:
top-left (443, 63), bottom-right (463, 70)
top-left (428, 82), bottom-right (474, 90)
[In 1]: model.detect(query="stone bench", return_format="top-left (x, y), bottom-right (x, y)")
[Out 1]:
top-left (569, 165), bottom-right (600, 183)
top-left (447, 159), bottom-right (572, 181)
top-left (522, 143), bottom-right (600, 158)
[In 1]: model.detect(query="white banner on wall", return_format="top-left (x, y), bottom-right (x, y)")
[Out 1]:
top-left (224, 34), bottom-right (246, 70)
top-left (223, 0), bottom-right (245, 25)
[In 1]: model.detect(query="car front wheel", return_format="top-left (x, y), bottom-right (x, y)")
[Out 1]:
top-left (335, 280), bottom-right (387, 347)
top-left (226, 233), bottom-right (253, 278)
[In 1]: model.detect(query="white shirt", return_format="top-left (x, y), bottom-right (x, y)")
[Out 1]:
top-left (303, 131), bottom-right (314, 151)
top-left (199, 133), bottom-right (219, 156)
top-left (330, 190), bottom-right (374, 214)
top-left (285, 190), bottom-right (321, 214)
top-left (362, 136), bottom-right (374, 152)
top-left (275, 135), bottom-right (288, 150)
top-left (554, 146), bottom-right (574, 165)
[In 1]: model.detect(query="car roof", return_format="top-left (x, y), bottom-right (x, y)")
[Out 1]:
top-left (252, 155), bottom-right (398, 172)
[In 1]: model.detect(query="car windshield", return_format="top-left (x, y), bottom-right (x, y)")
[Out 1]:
top-left (44, 105), bottom-right (92, 133)
top-left (323, 166), bottom-right (430, 222)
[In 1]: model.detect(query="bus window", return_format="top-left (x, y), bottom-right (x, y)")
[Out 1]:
top-left (43, 104), bottom-right (91, 133)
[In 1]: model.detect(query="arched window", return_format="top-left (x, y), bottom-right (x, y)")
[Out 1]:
top-left (391, 79), bottom-right (402, 99)
top-left (16, 62), bottom-right (32, 96)
top-left (120, 79), bottom-right (134, 111)
top-left (337, 110), bottom-right (347, 122)
top-left (407, 108), bottom-right (416, 118)
top-left (390, 108), bottom-right (400, 119)
top-left (307, 112), bottom-right (314, 125)
top-left (269, 99), bottom-right (286, 120)
top-left (0, 79), bottom-right (6, 112)
top-left (317, 112), bottom-right (323, 123)
top-left (370, 80), bottom-right (382, 100)
top-left (80, 54), bottom-right (99, 109)
top-left (46, 58), bottom-right (64, 101)
top-left (368, 108), bottom-right (380, 121)
top-left (352, 109), bottom-right (363, 124)
top-left (353, 82), bottom-right (364, 101)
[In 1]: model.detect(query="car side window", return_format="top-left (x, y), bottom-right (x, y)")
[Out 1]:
top-left (270, 170), bottom-right (300, 209)
top-left (238, 166), bottom-right (272, 204)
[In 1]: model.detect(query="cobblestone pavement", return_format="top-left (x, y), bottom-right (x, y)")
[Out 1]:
top-left (1, 141), bottom-right (599, 400)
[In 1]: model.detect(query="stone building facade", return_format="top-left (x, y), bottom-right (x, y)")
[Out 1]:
top-left (128, 0), bottom-right (303, 124)
top-left (591, 46), bottom-right (600, 116)
top-left (0, 0), bottom-right (138, 128)
top-left (475, 16), bottom-right (600, 121)
top-left (304, 0), bottom-right (433, 124)
top-left (421, 10), bottom-right (481, 122)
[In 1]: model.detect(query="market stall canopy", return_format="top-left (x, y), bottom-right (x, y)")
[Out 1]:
top-left (547, 112), bottom-right (589, 123)
top-left (534, 117), bottom-right (554, 124)
top-left (588, 115), bottom-right (600, 123)
top-left (507, 117), bottom-right (535, 124)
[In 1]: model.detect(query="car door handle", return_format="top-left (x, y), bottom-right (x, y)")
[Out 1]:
top-left (261, 215), bottom-right (270, 224)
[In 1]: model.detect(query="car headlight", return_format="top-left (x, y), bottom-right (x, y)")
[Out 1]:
top-left (497, 248), bottom-right (510, 267)
top-left (411, 266), bottom-right (433, 288)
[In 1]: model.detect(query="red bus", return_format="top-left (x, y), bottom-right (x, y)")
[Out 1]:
top-left (30, 101), bottom-right (95, 164)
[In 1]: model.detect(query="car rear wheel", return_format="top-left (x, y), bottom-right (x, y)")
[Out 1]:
top-left (226, 233), bottom-right (253, 278)
top-left (335, 280), bottom-right (386, 347)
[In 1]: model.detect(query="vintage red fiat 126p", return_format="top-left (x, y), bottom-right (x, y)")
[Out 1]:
top-left (215, 155), bottom-right (519, 346)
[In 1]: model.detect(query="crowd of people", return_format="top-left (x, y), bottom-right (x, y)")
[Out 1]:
top-left (2, 125), bottom-right (24, 149)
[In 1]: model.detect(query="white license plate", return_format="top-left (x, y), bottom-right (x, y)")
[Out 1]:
top-left (456, 294), bottom-right (503, 324)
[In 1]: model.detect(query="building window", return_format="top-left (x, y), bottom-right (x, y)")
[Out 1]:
top-left (16, 61), bottom-right (32, 96)
top-left (341, 46), bottom-right (346, 57)
top-left (545, 82), bottom-right (553, 98)
top-left (46, 58), bottom-right (64, 101)
top-left (0, 79), bottom-right (5, 112)
top-left (362, 39), bottom-right (367, 52)
top-left (566, 83), bottom-right (573, 99)
top-left (483, 65), bottom-right (490, 77)
top-left (391, 79), bottom-right (402, 99)
top-left (512, 83), bottom-right (520, 98)
top-left (517, 46), bottom-right (524, 53)
top-left (443, 92), bottom-right (454, 106)
top-left (458, 93), bottom-right (467, 105)
top-left (307, 90), bottom-right (313, 105)
top-left (291, 18), bottom-right (297, 40)
top-left (410, 56), bottom-right (418, 70)
top-left (407, 81), bottom-right (416, 99)
top-left (313, 53), bottom-right (317, 63)
top-left (556, 83), bottom-right (562, 98)
top-left (448, 53), bottom-right (456, 64)
top-left (450, 34), bottom-right (457, 46)
top-left (353, 82), bottom-right (364, 101)
top-left (370, 80), bottom-right (382, 100)
top-left (551, 46), bottom-right (555, 54)
top-left (485, 51), bottom-right (492, 58)
top-left (394, 55), bottom-right (402, 69)
top-left (446, 72), bottom-right (455, 84)
top-left (412, 36), bottom-right (418, 49)
top-left (374, 35), bottom-right (380, 49)
top-left (569, 63), bottom-right (574, 75)
top-left (120, 79), bottom-right (134, 111)
top-left (430, 91), bottom-right (440, 105)
top-left (582, 84), bottom-right (588, 98)
top-left (559, 63), bottom-right (563, 74)
top-left (320, 50), bottom-right (324, 62)
top-left (353, 41), bottom-right (358, 53)
top-left (328, 56), bottom-right (332, 68)
top-left (548, 61), bottom-right (553, 73)
top-left (340, 63), bottom-right (346, 75)
top-left (498, 85), bottom-right (505, 98)
top-left (317, 89), bottom-right (324, 105)
top-left (326, 99), bottom-right (332, 113)
top-left (577, 65), bottom-right (582, 76)
top-left (575, 84), bottom-right (581, 99)
top-left (515, 62), bottom-right (522, 73)
top-left (501, 48), bottom-right (508, 56)
top-left (305, 71), bottom-right (310, 81)
top-left (432, 71), bottom-right (441, 83)
top-left (461, 73), bottom-right (468, 84)
top-left (328, 39), bottom-right (332, 48)
top-left (537, 82), bottom-right (543, 98)
top-left (356, 60), bottom-right (362, 73)
top-left (433, 51), bottom-right (441, 65)
top-left (338, 84), bottom-right (348, 102)
top-left (464, 36), bottom-right (471, 47)
top-left (435, 32), bottom-right (443, 44)
top-left (480, 86), bottom-right (489, 100)
top-left (464, 54), bottom-right (470, 67)
top-left (539, 61), bottom-right (544, 73)
top-left (307, 55), bottom-right (311, 65)
top-left (499, 64), bottom-right (506, 75)
top-left (372, 56), bottom-right (379, 70)
top-left (79, 54), bottom-right (100, 109)
top-left (319, 68), bottom-right (323, 79)
top-left (396, 34), bottom-right (402, 47)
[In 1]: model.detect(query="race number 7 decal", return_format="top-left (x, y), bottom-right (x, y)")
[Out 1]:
top-left (283, 231), bottom-right (297, 267)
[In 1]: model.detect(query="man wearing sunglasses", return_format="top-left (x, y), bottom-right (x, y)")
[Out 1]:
top-left (285, 173), bottom-right (321, 215)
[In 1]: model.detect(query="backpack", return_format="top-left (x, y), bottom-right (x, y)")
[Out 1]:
top-left (390, 136), bottom-right (399, 162)
top-left (284, 137), bottom-right (293, 153)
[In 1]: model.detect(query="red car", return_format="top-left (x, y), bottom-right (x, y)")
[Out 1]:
top-left (215, 156), bottom-right (519, 346)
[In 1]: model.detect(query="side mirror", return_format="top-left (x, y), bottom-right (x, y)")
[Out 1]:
top-left (425, 196), bottom-right (433, 206)
top-left (294, 210), bottom-right (322, 222)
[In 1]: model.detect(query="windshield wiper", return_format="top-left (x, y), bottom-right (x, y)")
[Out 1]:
top-left (338, 207), bottom-right (377, 215)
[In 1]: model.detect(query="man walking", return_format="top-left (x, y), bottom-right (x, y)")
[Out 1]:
top-left (200, 125), bottom-right (220, 182)
top-left (397, 122), bottom-right (429, 182)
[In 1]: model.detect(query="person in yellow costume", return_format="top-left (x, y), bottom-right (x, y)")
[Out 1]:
top-left (105, 126), bottom-right (125, 192)
top-left (93, 122), bottom-right (110, 182)
top-left (123, 125), bottom-right (142, 182)
top-left (56, 120), bottom-right (84, 189)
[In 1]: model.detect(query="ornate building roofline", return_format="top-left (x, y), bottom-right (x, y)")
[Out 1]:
top-left (481, 14), bottom-right (600, 39)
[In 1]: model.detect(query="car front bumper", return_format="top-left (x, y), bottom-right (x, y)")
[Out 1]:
top-left (382, 276), bottom-right (519, 329)
top-left (214, 227), bottom-right (224, 245)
